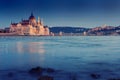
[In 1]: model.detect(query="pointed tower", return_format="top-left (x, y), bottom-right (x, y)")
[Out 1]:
top-left (41, 18), bottom-right (44, 26)
top-left (37, 17), bottom-right (44, 35)
top-left (38, 16), bottom-right (41, 25)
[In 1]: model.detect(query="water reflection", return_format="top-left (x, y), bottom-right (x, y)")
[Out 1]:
top-left (16, 42), bottom-right (45, 54)
top-left (0, 42), bottom-right (46, 70)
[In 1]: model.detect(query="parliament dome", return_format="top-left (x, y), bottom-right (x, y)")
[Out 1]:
top-left (29, 13), bottom-right (36, 20)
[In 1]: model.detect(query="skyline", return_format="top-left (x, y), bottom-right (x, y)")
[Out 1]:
top-left (0, 0), bottom-right (120, 28)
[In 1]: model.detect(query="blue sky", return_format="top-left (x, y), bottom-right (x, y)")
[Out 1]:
top-left (0, 0), bottom-right (120, 28)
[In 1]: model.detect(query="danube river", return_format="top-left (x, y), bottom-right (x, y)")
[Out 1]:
top-left (0, 36), bottom-right (120, 80)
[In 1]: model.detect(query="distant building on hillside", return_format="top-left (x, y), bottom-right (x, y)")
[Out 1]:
top-left (9, 13), bottom-right (49, 36)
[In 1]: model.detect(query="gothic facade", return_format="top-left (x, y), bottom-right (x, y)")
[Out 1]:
top-left (9, 13), bottom-right (49, 36)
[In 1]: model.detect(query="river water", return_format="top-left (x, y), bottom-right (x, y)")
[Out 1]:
top-left (0, 36), bottom-right (120, 80)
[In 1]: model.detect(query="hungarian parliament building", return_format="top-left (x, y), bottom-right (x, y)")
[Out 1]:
top-left (9, 13), bottom-right (50, 36)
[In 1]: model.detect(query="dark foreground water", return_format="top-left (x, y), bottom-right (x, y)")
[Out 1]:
top-left (0, 36), bottom-right (120, 80)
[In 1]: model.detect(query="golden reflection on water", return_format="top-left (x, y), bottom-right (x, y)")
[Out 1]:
top-left (16, 42), bottom-right (45, 54)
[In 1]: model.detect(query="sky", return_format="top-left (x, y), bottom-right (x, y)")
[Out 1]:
top-left (0, 0), bottom-right (120, 28)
